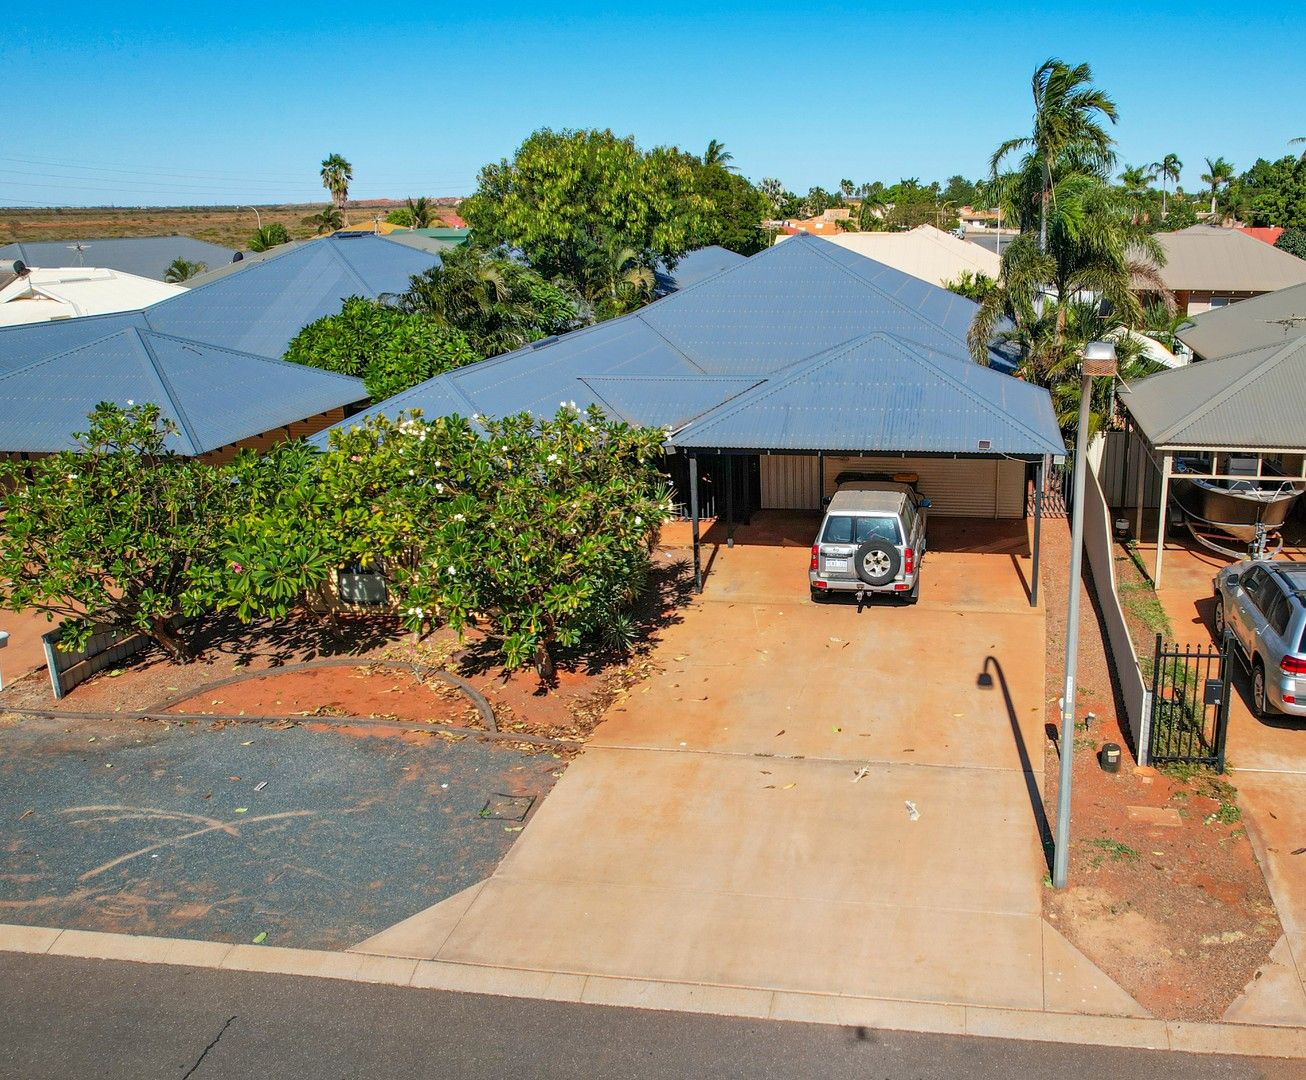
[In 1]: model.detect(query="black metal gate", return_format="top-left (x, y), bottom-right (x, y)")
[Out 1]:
top-left (1147, 633), bottom-right (1233, 771)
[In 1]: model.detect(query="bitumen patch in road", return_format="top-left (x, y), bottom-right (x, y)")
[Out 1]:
top-left (0, 714), bottom-right (559, 949)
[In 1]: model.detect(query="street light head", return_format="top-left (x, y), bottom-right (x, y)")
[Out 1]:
top-left (1082, 340), bottom-right (1118, 377)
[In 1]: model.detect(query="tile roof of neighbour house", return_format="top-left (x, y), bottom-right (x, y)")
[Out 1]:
top-left (654, 246), bottom-right (746, 295)
top-left (778, 226), bottom-right (1002, 288)
top-left (1238, 226), bottom-right (1285, 246)
top-left (393, 227), bottom-right (471, 245)
top-left (1119, 335), bottom-right (1306, 450)
top-left (0, 327), bottom-right (367, 455)
top-left (1177, 280), bottom-right (1306, 359)
top-left (322, 234), bottom-right (1062, 459)
top-left (1137, 225), bottom-right (1306, 294)
top-left (0, 233), bottom-right (444, 374)
top-left (0, 236), bottom-right (237, 282)
top-left (0, 266), bottom-right (185, 326)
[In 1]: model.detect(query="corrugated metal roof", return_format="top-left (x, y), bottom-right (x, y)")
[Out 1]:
top-left (0, 236), bottom-right (237, 281)
top-left (654, 246), bottom-right (746, 294)
top-left (1120, 336), bottom-right (1306, 450)
top-left (1177, 280), bottom-right (1306, 360)
top-left (0, 327), bottom-right (366, 455)
top-left (670, 332), bottom-right (1064, 455)
top-left (324, 235), bottom-right (1058, 458)
top-left (777, 226), bottom-right (1002, 287)
top-left (1138, 226), bottom-right (1306, 294)
top-left (0, 234), bottom-right (442, 371)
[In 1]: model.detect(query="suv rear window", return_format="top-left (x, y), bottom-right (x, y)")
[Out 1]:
top-left (822, 515), bottom-right (902, 545)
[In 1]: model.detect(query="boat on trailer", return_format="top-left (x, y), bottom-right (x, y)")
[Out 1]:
top-left (1172, 456), bottom-right (1305, 558)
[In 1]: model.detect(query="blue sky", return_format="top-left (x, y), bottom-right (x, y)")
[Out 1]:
top-left (4, 2), bottom-right (1303, 207)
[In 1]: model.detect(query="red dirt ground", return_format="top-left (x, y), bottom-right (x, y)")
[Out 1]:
top-left (1039, 514), bottom-right (1280, 1021)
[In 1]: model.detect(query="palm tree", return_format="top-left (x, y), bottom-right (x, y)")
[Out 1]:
top-left (320, 153), bottom-right (353, 222)
top-left (590, 244), bottom-right (656, 317)
top-left (758, 177), bottom-right (785, 214)
top-left (406, 196), bottom-right (434, 229)
top-left (703, 139), bottom-right (735, 171)
top-left (1291, 137), bottom-right (1306, 163)
top-left (248, 223), bottom-right (291, 253)
top-left (991, 58), bottom-right (1118, 253)
top-left (163, 257), bottom-right (206, 283)
top-left (308, 205), bottom-right (343, 234)
top-left (1150, 153), bottom-right (1182, 218)
top-left (1118, 164), bottom-right (1154, 223)
top-left (1199, 156), bottom-right (1235, 219)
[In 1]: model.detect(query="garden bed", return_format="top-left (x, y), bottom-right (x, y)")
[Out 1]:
top-left (1040, 516), bottom-right (1281, 1021)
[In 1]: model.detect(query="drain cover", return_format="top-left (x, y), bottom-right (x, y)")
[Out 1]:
top-left (478, 793), bottom-right (536, 822)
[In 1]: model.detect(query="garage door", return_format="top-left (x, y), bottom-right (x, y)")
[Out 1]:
top-left (823, 455), bottom-right (1025, 518)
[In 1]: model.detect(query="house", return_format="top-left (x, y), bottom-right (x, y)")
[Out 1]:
top-left (0, 235), bottom-right (237, 282)
top-left (778, 208), bottom-right (852, 235)
top-left (1178, 279), bottom-right (1306, 360)
top-left (777, 225), bottom-right (1001, 288)
top-left (1137, 225), bottom-right (1306, 315)
top-left (1238, 226), bottom-right (1285, 247)
top-left (390, 227), bottom-right (471, 246)
top-left (0, 233), bottom-right (441, 455)
top-left (0, 264), bottom-right (185, 327)
top-left (1117, 336), bottom-right (1306, 586)
top-left (957, 206), bottom-right (1003, 232)
top-left (322, 234), bottom-right (1063, 601)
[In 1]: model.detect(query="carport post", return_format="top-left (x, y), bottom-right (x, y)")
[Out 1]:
top-left (689, 453), bottom-right (703, 593)
top-left (1153, 451), bottom-right (1172, 589)
top-left (1030, 455), bottom-right (1047, 608)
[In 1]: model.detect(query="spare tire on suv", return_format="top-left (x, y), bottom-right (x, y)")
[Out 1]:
top-left (855, 538), bottom-right (900, 586)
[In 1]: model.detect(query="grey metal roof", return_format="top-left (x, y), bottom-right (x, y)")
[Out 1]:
top-left (323, 235), bottom-right (1059, 459)
top-left (0, 233), bottom-right (443, 373)
top-left (1177, 281), bottom-right (1306, 360)
top-left (1139, 226), bottom-right (1306, 295)
top-left (671, 332), bottom-right (1064, 455)
top-left (655, 246), bottom-right (746, 294)
top-left (1120, 336), bottom-right (1306, 450)
top-left (0, 326), bottom-right (366, 455)
top-left (0, 236), bottom-right (237, 281)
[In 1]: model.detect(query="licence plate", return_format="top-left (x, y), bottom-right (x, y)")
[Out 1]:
top-left (824, 558), bottom-right (849, 572)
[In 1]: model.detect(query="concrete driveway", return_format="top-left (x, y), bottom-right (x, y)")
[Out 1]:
top-left (357, 516), bottom-right (1141, 1016)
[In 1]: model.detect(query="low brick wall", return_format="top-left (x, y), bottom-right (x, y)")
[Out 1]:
top-left (42, 623), bottom-right (151, 700)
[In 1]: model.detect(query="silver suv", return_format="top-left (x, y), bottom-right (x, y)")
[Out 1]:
top-left (1213, 560), bottom-right (1306, 717)
top-left (809, 481), bottom-right (929, 604)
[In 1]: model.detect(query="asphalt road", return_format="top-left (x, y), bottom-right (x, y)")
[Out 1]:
top-left (0, 953), bottom-right (1295, 1080)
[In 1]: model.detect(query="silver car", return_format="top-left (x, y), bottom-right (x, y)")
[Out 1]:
top-left (1213, 560), bottom-right (1306, 717)
top-left (809, 482), bottom-right (929, 604)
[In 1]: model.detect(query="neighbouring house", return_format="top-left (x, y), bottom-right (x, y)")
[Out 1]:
top-left (777, 225), bottom-right (1001, 288)
top-left (654, 245), bottom-right (746, 294)
top-left (1136, 225), bottom-right (1306, 315)
top-left (957, 206), bottom-right (1003, 232)
top-left (1116, 335), bottom-right (1306, 587)
top-left (0, 264), bottom-right (185, 326)
top-left (1238, 226), bottom-right (1285, 247)
top-left (322, 233), bottom-right (1064, 602)
top-left (0, 233), bottom-right (441, 455)
top-left (390, 227), bottom-right (471, 246)
top-left (778, 208), bottom-right (852, 235)
top-left (0, 235), bottom-right (237, 282)
top-left (1178, 279), bottom-right (1306, 361)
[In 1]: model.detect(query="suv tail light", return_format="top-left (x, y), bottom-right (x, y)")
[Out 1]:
top-left (810, 544), bottom-right (819, 571)
top-left (1282, 656), bottom-right (1306, 676)
top-left (903, 547), bottom-right (914, 576)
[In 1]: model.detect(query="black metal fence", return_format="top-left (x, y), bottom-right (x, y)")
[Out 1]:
top-left (1029, 459), bottom-right (1072, 519)
top-left (1147, 633), bottom-right (1232, 771)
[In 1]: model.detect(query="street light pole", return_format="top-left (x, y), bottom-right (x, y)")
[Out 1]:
top-left (244, 205), bottom-right (263, 230)
top-left (1053, 340), bottom-right (1118, 889)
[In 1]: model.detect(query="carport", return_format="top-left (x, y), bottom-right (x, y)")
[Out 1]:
top-left (1118, 336), bottom-right (1306, 587)
top-left (667, 330), bottom-right (1066, 606)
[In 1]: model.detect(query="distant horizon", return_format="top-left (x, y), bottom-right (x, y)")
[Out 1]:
top-left (5, 2), bottom-right (1303, 209)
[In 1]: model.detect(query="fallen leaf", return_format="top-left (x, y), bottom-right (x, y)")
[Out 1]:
top-left (241, 741), bottom-right (253, 746)
top-left (234, 807), bottom-right (248, 814)
top-left (252, 931), bottom-right (268, 944)
top-left (775, 729), bottom-right (786, 737)
top-left (1292, 848), bottom-right (1306, 856)
top-left (504, 826), bottom-right (523, 833)
top-left (782, 782), bottom-right (796, 790)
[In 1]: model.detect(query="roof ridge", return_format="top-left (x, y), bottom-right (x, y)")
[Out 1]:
top-left (320, 237), bottom-right (375, 295)
top-left (1151, 335), bottom-right (1306, 445)
top-left (134, 328), bottom-right (204, 455)
top-left (800, 236), bottom-right (977, 354)
top-left (674, 330), bottom-right (1060, 453)
top-left (0, 322), bottom-right (148, 378)
top-left (135, 328), bottom-right (359, 385)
